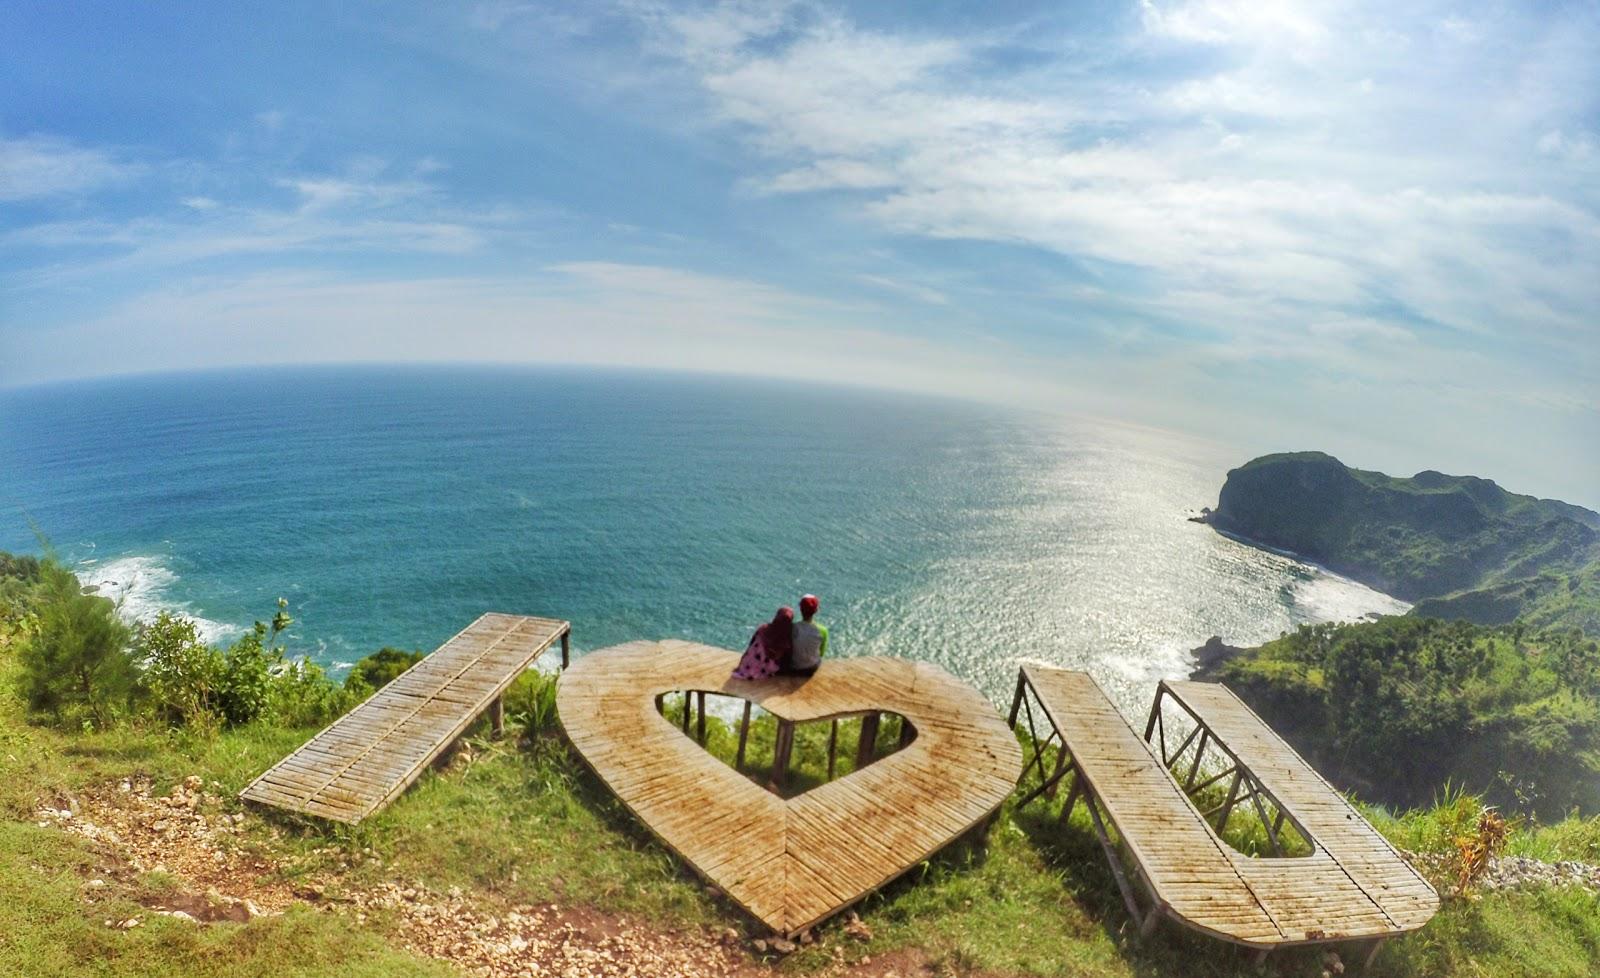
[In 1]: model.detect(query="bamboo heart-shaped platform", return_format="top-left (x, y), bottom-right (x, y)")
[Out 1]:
top-left (558, 640), bottom-right (1023, 935)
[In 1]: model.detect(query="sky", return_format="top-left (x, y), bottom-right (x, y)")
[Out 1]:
top-left (2, 1), bottom-right (1597, 505)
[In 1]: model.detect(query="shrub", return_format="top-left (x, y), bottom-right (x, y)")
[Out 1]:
top-left (17, 561), bottom-right (134, 728)
top-left (218, 623), bottom-right (276, 726)
top-left (269, 657), bottom-right (353, 728)
top-left (134, 611), bottom-right (225, 729)
top-left (344, 647), bottom-right (425, 695)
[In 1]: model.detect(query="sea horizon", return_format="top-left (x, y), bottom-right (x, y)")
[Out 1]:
top-left (0, 363), bottom-right (1408, 713)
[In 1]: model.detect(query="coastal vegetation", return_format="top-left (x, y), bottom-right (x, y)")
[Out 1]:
top-left (1207, 451), bottom-right (1600, 633)
top-left (1208, 616), bottom-right (1600, 817)
top-left (5, 552), bottom-right (1600, 976)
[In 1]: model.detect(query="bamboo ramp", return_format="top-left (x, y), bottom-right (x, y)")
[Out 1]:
top-left (559, 641), bottom-right (1023, 935)
top-left (1011, 667), bottom-right (1437, 954)
top-left (241, 613), bottom-right (570, 824)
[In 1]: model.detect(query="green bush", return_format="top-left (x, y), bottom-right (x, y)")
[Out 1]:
top-left (268, 657), bottom-right (352, 728)
top-left (134, 611), bottom-right (225, 729)
top-left (344, 647), bottom-right (425, 696)
top-left (16, 562), bottom-right (134, 728)
top-left (1224, 616), bottom-right (1600, 816)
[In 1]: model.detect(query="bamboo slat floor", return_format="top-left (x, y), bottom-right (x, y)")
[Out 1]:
top-left (1012, 667), bottom-right (1437, 958)
top-left (240, 613), bottom-right (570, 824)
top-left (558, 640), bottom-right (1023, 936)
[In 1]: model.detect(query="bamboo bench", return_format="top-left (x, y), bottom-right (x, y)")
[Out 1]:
top-left (1010, 666), bottom-right (1437, 967)
top-left (241, 613), bottom-right (570, 823)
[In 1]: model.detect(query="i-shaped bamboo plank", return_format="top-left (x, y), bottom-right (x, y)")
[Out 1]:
top-left (558, 641), bottom-right (1023, 935)
top-left (240, 613), bottom-right (570, 824)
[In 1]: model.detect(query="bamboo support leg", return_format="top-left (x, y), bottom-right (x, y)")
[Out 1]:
top-left (490, 695), bottom-right (504, 738)
top-left (1139, 905), bottom-right (1163, 939)
top-left (1363, 938), bottom-right (1386, 973)
top-left (735, 700), bottom-right (752, 772)
top-left (826, 719), bottom-right (838, 780)
top-left (696, 691), bottom-right (706, 745)
top-left (1084, 793), bottom-right (1145, 932)
top-left (1184, 730), bottom-right (1210, 790)
top-left (1060, 772), bottom-right (1082, 823)
top-left (856, 713), bottom-right (880, 769)
top-left (897, 715), bottom-right (914, 750)
top-left (1008, 674), bottom-right (1025, 727)
top-left (1249, 785), bottom-right (1282, 856)
top-left (773, 720), bottom-right (795, 789)
top-left (1163, 725), bottom-right (1200, 769)
top-left (1045, 742), bottom-right (1069, 799)
top-left (560, 630), bottom-right (570, 669)
top-left (1214, 771), bottom-right (1244, 830)
top-left (681, 691), bottom-right (691, 734)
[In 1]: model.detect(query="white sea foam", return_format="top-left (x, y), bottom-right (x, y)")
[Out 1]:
top-left (1291, 565), bottom-right (1411, 624)
top-left (73, 554), bottom-right (242, 645)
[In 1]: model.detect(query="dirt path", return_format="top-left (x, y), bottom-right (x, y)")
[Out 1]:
top-left (34, 776), bottom-right (935, 978)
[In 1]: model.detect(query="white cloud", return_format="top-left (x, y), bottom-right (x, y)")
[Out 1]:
top-left (0, 135), bottom-right (143, 201)
top-left (638, 0), bottom-right (1600, 381)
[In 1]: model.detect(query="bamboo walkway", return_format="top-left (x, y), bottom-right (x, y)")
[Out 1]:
top-left (558, 640), bottom-right (1023, 936)
top-left (240, 613), bottom-right (570, 824)
top-left (1011, 667), bottom-right (1437, 959)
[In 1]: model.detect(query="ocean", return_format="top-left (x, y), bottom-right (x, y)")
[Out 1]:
top-left (0, 365), bottom-right (1407, 712)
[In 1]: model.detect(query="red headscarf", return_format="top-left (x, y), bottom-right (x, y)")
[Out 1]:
top-left (764, 606), bottom-right (795, 661)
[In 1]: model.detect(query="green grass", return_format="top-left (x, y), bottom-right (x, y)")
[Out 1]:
top-left (5, 633), bottom-right (1600, 977)
top-left (0, 821), bottom-right (451, 978)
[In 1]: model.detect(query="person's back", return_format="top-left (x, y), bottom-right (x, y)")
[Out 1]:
top-left (787, 594), bottom-right (827, 676)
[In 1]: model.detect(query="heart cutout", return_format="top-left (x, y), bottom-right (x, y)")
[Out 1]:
top-left (559, 640), bottom-right (1023, 935)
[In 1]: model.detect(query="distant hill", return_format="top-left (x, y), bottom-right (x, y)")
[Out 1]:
top-left (1207, 451), bottom-right (1600, 633)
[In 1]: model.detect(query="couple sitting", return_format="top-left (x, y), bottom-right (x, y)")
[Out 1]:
top-left (733, 593), bottom-right (828, 680)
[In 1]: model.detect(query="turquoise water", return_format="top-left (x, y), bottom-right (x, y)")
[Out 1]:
top-left (0, 366), bottom-right (1405, 711)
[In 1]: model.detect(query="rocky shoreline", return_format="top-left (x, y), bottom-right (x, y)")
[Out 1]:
top-left (1188, 635), bottom-right (1250, 681)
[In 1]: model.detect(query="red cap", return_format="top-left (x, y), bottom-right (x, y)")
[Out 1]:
top-left (799, 594), bottom-right (819, 617)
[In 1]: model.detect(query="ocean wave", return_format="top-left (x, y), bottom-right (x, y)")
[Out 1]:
top-left (1291, 567), bottom-right (1411, 624)
top-left (73, 554), bottom-right (243, 645)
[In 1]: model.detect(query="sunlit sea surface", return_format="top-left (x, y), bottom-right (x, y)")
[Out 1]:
top-left (0, 366), bottom-right (1407, 714)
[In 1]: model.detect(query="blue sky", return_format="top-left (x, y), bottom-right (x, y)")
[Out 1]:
top-left (2, 1), bottom-right (1597, 505)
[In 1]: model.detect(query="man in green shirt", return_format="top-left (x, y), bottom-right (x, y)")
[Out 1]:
top-left (787, 593), bottom-right (827, 676)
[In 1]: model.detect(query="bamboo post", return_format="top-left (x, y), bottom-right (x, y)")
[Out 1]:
top-left (696, 691), bottom-right (707, 745)
top-left (1084, 793), bottom-right (1145, 931)
top-left (490, 695), bottom-right (504, 739)
top-left (1045, 741), bottom-right (1069, 799)
top-left (826, 719), bottom-right (839, 780)
top-left (681, 691), bottom-right (691, 734)
top-left (1184, 730), bottom-right (1210, 790)
top-left (773, 719), bottom-right (795, 789)
top-left (1060, 772), bottom-right (1082, 823)
top-left (897, 715), bottom-right (914, 750)
top-left (1215, 771), bottom-right (1244, 830)
top-left (1363, 938), bottom-right (1386, 973)
top-left (856, 713), bottom-right (880, 769)
top-left (560, 630), bottom-right (570, 669)
top-left (1008, 673), bottom-right (1025, 727)
top-left (735, 700), bottom-right (752, 772)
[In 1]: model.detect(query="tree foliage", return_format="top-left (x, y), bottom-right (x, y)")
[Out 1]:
top-left (17, 561), bottom-right (135, 728)
top-left (1222, 616), bottom-right (1600, 817)
top-left (343, 647), bottom-right (425, 696)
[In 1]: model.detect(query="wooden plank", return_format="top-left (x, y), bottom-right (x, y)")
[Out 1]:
top-left (1021, 666), bottom-right (1439, 952)
top-left (240, 614), bottom-right (570, 823)
top-left (558, 641), bottom-right (1021, 936)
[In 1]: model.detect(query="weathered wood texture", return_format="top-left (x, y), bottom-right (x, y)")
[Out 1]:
top-left (559, 640), bottom-right (1023, 936)
top-left (1021, 667), bottom-right (1437, 949)
top-left (240, 613), bottom-right (570, 824)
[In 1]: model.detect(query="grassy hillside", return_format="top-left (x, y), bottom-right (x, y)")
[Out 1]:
top-left (1207, 452), bottom-right (1600, 631)
top-left (1209, 616), bottom-right (1600, 818)
top-left (7, 553), bottom-right (1600, 976)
